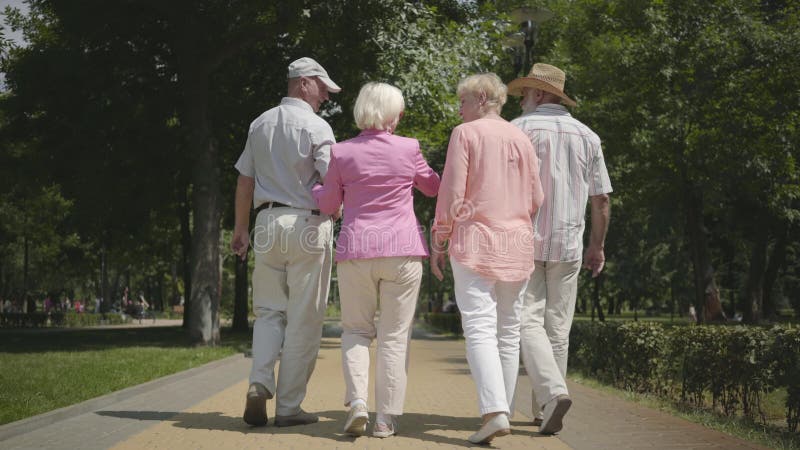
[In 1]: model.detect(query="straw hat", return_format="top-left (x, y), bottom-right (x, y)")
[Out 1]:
top-left (507, 63), bottom-right (577, 107)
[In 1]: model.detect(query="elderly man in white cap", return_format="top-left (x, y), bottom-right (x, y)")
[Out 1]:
top-left (508, 63), bottom-right (612, 435)
top-left (232, 56), bottom-right (341, 427)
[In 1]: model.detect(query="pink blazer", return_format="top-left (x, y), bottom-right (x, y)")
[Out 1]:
top-left (312, 130), bottom-right (440, 262)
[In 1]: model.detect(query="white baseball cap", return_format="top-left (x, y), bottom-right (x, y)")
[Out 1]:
top-left (287, 57), bottom-right (342, 93)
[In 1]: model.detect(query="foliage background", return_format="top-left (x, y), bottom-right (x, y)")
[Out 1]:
top-left (0, 0), bottom-right (798, 338)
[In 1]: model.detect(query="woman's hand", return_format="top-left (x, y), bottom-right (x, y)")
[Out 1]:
top-left (430, 246), bottom-right (447, 281)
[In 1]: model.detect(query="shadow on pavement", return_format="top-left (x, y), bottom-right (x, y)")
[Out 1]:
top-left (96, 411), bottom-right (179, 421)
top-left (94, 409), bottom-right (528, 447)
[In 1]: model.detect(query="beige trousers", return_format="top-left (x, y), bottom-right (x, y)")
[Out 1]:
top-left (520, 259), bottom-right (581, 410)
top-left (249, 208), bottom-right (333, 416)
top-left (338, 256), bottom-right (423, 416)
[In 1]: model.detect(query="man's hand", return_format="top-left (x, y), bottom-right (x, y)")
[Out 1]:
top-left (584, 194), bottom-right (610, 278)
top-left (582, 245), bottom-right (605, 278)
top-left (232, 174), bottom-right (255, 261)
top-left (231, 227), bottom-right (250, 261)
top-left (430, 246), bottom-right (448, 281)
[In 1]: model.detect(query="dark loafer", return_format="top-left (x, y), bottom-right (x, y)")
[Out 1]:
top-left (274, 409), bottom-right (319, 427)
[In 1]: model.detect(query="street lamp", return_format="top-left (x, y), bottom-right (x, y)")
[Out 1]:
top-left (507, 7), bottom-right (554, 75)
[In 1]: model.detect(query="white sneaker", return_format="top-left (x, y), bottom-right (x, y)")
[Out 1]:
top-left (539, 394), bottom-right (572, 435)
top-left (343, 403), bottom-right (369, 436)
top-left (372, 419), bottom-right (396, 438)
top-left (467, 413), bottom-right (510, 444)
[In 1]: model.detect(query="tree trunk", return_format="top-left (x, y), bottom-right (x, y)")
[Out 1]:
top-left (593, 276), bottom-right (605, 321)
top-left (182, 66), bottom-right (222, 346)
top-left (100, 242), bottom-right (108, 311)
top-left (579, 282), bottom-right (587, 314)
top-left (170, 261), bottom-right (180, 307)
top-left (725, 251), bottom-right (736, 318)
top-left (179, 182), bottom-right (192, 328)
top-left (23, 233), bottom-right (29, 302)
top-left (762, 226), bottom-right (788, 320)
top-left (685, 187), bottom-right (716, 323)
top-left (743, 233), bottom-right (768, 324)
top-left (232, 251), bottom-right (250, 332)
top-left (670, 283), bottom-right (675, 322)
top-left (0, 257), bottom-right (5, 298)
top-left (157, 275), bottom-right (164, 312)
top-left (111, 271), bottom-right (121, 308)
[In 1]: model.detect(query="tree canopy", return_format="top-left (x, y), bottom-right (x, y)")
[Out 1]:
top-left (1, 0), bottom-right (798, 343)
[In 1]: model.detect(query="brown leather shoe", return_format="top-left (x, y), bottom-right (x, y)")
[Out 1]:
top-left (243, 383), bottom-right (272, 427)
top-left (274, 409), bottom-right (319, 427)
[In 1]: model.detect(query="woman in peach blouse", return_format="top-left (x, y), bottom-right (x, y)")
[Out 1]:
top-left (431, 73), bottom-right (544, 445)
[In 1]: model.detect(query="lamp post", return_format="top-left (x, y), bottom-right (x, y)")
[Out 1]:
top-left (507, 7), bottom-right (553, 75)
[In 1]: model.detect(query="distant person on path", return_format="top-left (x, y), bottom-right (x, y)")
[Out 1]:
top-left (138, 294), bottom-right (149, 311)
top-left (508, 63), bottom-right (613, 434)
top-left (231, 57), bottom-right (340, 428)
top-left (312, 82), bottom-right (440, 438)
top-left (431, 73), bottom-right (544, 445)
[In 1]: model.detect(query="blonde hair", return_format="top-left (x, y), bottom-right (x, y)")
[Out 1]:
top-left (456, 73), bottom-right (507, 114)
top-left (353, 82), bottom-right (405, 131)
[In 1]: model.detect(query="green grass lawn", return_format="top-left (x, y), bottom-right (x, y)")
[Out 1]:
top-left (0, 326), bottom-right (251, 425)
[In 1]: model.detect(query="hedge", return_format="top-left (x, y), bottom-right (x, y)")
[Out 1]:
top-left (422, 314), bottom-right (799, 432)
top-left (569, 321), bottom-right (800, 432)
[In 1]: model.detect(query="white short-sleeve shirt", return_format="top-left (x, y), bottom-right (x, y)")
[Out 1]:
top-left (235, 97), bottom-right (335, 210)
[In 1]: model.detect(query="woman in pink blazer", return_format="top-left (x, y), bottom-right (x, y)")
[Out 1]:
top-left (312, 82), bottom-right (440, 438)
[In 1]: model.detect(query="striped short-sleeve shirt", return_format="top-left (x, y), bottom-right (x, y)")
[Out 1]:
top-left (512, 104), bottom-right (612, 262)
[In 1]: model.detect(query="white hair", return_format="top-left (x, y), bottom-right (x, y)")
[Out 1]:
top-left (353, 82), bottom-right (405, 131)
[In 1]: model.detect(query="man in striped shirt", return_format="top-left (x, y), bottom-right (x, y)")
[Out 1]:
top-left (508, 63), bottom-right (612, 435)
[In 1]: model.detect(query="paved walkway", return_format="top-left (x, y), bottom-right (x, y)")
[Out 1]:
top-left (0, 323), bottom-right (769, 450)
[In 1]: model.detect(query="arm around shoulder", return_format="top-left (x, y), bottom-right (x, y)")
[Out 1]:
top-left (311, 123), bottom-right (336, 179)
top-left (311, 153), bottom-right (344, 215)
top-left (413, 145), bottom-right (441, 197)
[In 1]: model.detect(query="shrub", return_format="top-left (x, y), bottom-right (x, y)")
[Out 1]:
top-left (772, 326), bottom-right (800, 432)
top-left (570, 321), bottom-right (799, 432)
top-left (615, 322), bottom-right (667, 393)
top-left (569, 321), bottom-right (621, 384)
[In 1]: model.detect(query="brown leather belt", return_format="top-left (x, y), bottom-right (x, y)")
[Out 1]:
top-left (254, 201), bottom-right (320, 216)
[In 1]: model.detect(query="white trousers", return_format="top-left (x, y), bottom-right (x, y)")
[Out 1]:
top-left (520, 259), bottom-right (580, 409)
top-left (249, 208), bottom-right (333, 416)
top-left (451, 258), bottom-right (527, 416)
top-left (338, 256), bottom-right (422, 416)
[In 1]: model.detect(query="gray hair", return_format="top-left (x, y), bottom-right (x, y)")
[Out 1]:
top-left (457, 73), bottom-right (507, 114)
